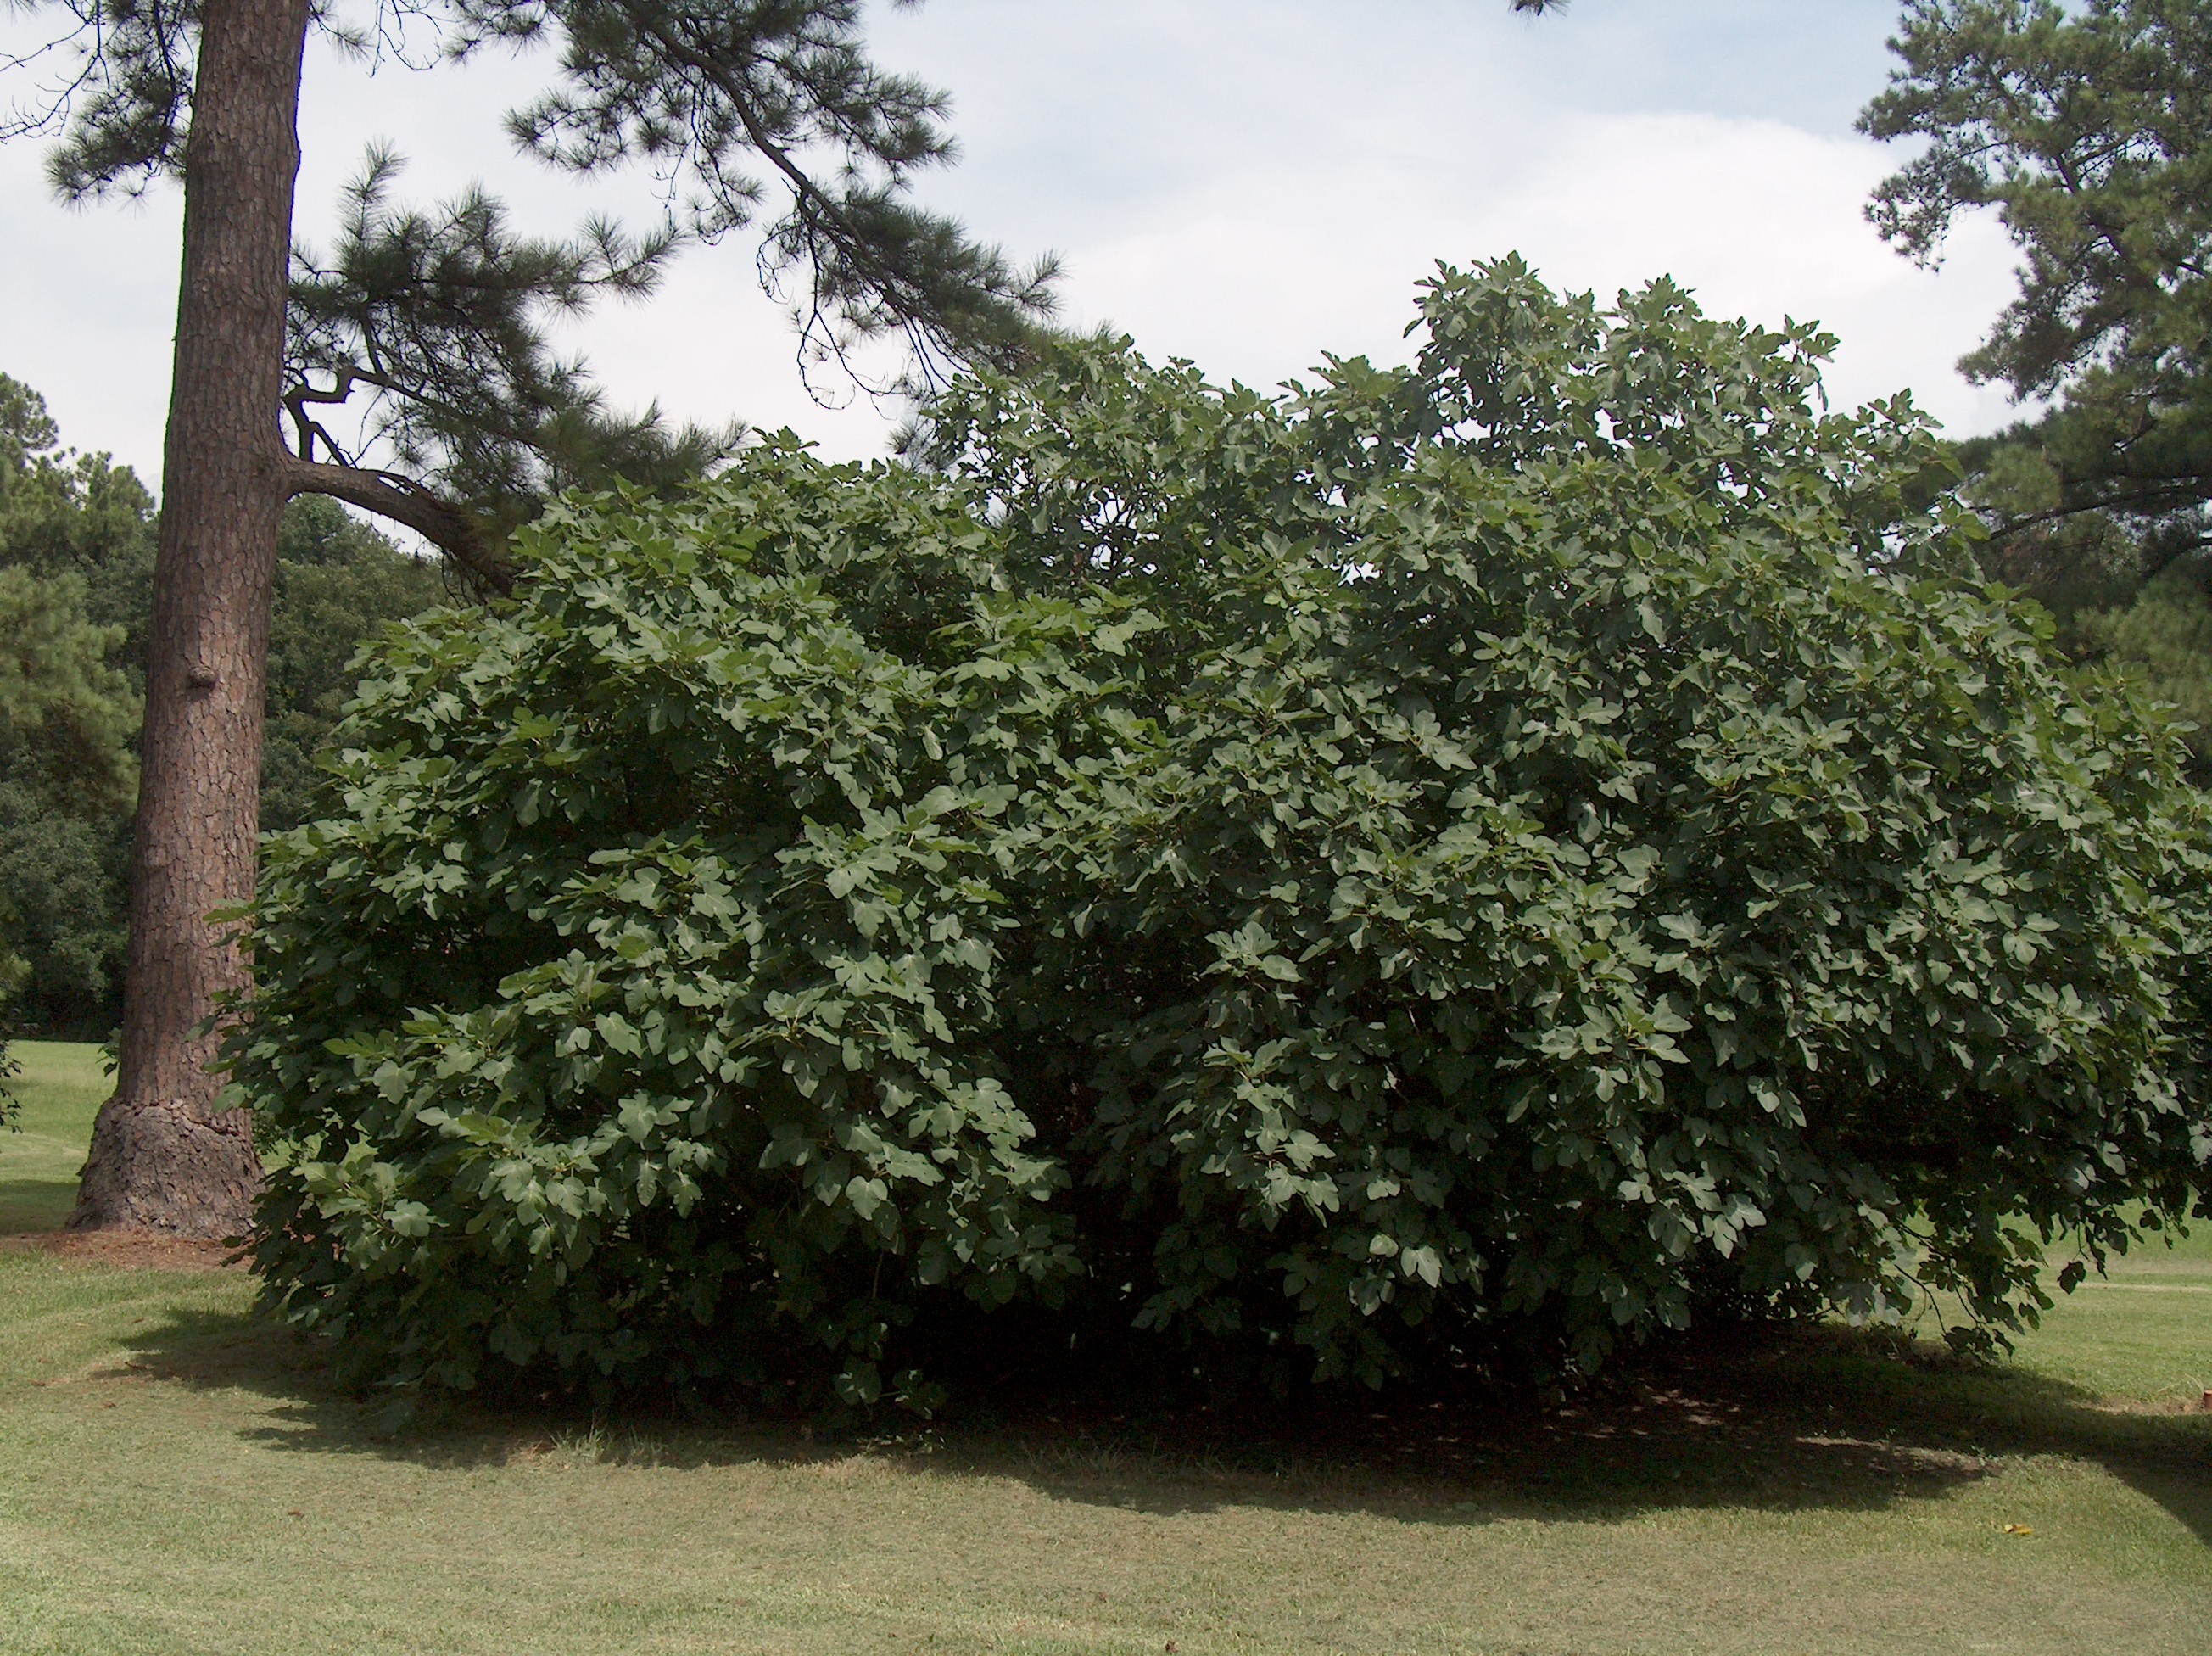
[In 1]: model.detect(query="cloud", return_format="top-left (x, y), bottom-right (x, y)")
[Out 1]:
top-left (0, 156), bottom-right (183, 478)
top-left (1047, 109), bottom-right (2021, 430)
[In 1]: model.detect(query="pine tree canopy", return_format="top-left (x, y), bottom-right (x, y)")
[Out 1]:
top-left (1862, 0), bottom-right (2212, 560)
top-left (5, 1), bottom-right (1064, 582)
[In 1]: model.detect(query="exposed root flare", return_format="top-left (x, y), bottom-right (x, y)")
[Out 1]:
top-left (66, 1099), bottom-right (263, 1241)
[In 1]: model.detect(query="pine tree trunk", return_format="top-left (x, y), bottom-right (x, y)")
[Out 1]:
top-left (69, 0), bottom-right (311, 1238)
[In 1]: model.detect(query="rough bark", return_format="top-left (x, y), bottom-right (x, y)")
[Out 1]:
top-left (69, 0), bottom-right (312, 1238)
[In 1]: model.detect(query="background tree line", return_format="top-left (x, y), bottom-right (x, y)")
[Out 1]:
top-left (0, 372), bottom-right (441, 1038)
top-left (1866, 0), bottom-right (2212, 778)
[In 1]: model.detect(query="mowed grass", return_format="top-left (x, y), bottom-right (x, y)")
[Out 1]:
top-left (1, 1040), bottom-right (2208, 1656)
top-left (0, 1041), bottom-right (111, 1232)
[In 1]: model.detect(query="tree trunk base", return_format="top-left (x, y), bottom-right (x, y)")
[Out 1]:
top-left (67, 1098), bottom-right (264, 1240)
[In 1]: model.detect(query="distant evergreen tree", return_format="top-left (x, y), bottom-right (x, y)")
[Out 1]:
top-left (0, 562), bottom-right (137, 1038)
top-left (0, 374), bottom-right (143, 1037)
top-left (262, 499), bottom-right (446, 833)
top-left (0, 374), bottom-right (444, 1032)
top-left (1863, 0), bottom-right (2212, 761)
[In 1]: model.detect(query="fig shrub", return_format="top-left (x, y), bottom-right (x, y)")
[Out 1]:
top-left (235, 260), bottom-right (2212, 1406)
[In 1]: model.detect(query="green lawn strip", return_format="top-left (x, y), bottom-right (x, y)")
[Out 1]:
top-left (2, 1247), bottom-right (2208, 1656)
top-left (2, 1042), bottom-right (2208, 1654)
top-left (2011, 1271), bottom-right (2212, 1407)
top-left (1, 1042), bottom-right (108, 1234)
top-left (1902, 1204), bottom-right (2212, 1407)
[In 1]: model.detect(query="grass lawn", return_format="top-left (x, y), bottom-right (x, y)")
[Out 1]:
top-left (2, 1038), bottom-right (2208, 1655)
top-left (1, 1042), bottom-right (114, 1233)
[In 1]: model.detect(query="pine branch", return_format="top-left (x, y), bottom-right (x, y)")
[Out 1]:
top-left (284, 457), bottom-right (513, 593)
top-left (285, 147), bottom-right (740, 557)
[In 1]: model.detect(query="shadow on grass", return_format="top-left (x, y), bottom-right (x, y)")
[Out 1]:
top-left (113, 1297), bottom-right (2212, 1541)
top-left (0, 1177), bottom-right (80, 1234)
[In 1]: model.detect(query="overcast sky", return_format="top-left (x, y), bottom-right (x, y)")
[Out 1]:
top-left (1, 0), bottom-right (2026, 489)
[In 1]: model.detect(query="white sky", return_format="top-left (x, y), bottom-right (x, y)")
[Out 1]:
top-left (1, 0), bottom-right (2027, 490)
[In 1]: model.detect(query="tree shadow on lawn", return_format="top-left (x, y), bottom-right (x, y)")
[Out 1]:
top-left (0, 1176), bottom-right (81, 1234)
top-left (115, 1299), bottom-right (2212, 1540)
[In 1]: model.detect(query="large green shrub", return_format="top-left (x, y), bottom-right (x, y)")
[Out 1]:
top-left (237, 260), bottom-right (2212, 1403)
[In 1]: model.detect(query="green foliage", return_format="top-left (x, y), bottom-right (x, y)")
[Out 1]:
top-left (0, 801), bottom-right (129, 1039)
top-left (241, 444), bottom-right (1083, 1405)
top-left (285, 148), bottom-right (747, 552)
top-left (0, 373), bottom-right (148, 1037)
top-left (1863, 0), bottom-right (2212, 563)
top-left (262, 498), bottom-right (449, 832)
top-left (2073, 563), bottom-right (2212, 779)
top-left (1862, 0), bottom-right (2212, 493)
top-left (0, 375), bottom-right (447, 1031)
top-left (235, 260), bottom-right (2212, 1406)
top-left (0, 564), bottom-right (138, 1037)
top-left (0, 567), bottom-right (136, 815)
top-left (0, 372), bottom-right (155, 653)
